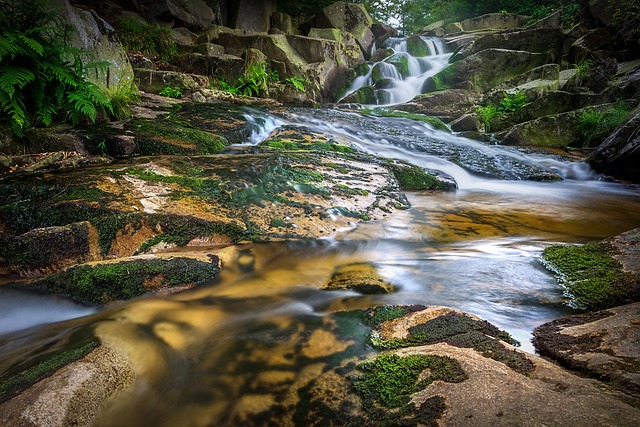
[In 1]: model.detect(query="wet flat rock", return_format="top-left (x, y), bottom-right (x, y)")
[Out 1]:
top-left (534, 302), bottom-right (640, 406)
top-left (0, 150), bottom-right (409, 275)
top-left (279, 305), bottom-right (640, 426)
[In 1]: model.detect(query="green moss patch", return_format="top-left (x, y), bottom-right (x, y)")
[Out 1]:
top-left (541, 242), bottom-right (640, 310)
top-left (0, 339), bottom-right (98, 403)
top-left (264, 139), bottom-right (356, 154)
top-left (127, 117), bottom-right (228, 155)
top-left (367, 310), bottom-right (531, 375)
top-left (45, 256), bottom-right (219, 305)
top-left (389, 164), bottom-right (450, 191)
top-left (352, 353), bottom-right (466, 424)
top-left (361, 305), bottom-right (426, 328)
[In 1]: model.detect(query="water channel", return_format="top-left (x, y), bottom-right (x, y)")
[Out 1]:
top-left (1, 36), bottom-right (640, 425)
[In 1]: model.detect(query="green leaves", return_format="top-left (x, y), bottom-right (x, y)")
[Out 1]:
top-left (0, 0), bottom-right (114, 136)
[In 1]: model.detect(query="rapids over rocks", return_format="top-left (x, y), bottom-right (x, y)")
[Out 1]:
top-left (2, 34), bottom-right (640, 426)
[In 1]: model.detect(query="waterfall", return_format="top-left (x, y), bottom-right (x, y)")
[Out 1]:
top-left (340, 36), bottom-right (452, 106)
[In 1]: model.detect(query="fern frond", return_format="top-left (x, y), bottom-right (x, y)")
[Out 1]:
top-left (36, 104), bottom-right (57, 126)
top-left (67, 89), bottom-right (97, 123)
top-left (43, 62), bottom-right (79, 87)
top-left (0, 66), bottom-right (35, 98)
top-left (0, 91), bottom-right (28, 132)
top-left (17, 34), bottom-right (44, 56)
top-left (0, 33), bottom-right (23, 61)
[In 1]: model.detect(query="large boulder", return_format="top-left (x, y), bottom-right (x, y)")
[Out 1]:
top-left (315, 1), bottom-right (375, 58)
top-left (210, 32), bottom-right (363, 102)
top-left (459, 13), bottom-right (530, 32)
top-left (227, 0), bottom-right (277, 32)
top-left (53, 0), bottom-right (134, 98)
top-left (149, 0), bottom-right (215, 31)
top-left (396, 89), bottom-right (479, 122)
top-left (134, 69), bottom-right (210, 94)
top-left (175, 53), bottom-right (245, 86)
top-left (423, 13), bottom-right (529, 36)
top-left (435, 49), bottom-right (550, 93)
top-left (588, 111), bottom-right (640, 182)
top-left (452, 27), bottom-right (566, 62)
top-left (499, 110), bottom-right (581, 147)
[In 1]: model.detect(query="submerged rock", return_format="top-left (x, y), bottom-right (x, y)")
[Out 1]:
top-left (324, 263), bottom-right (396, 294)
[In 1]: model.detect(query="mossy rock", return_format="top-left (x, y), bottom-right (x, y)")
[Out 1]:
top-left (324, 263), bottom-right (396, 294)
top-left (384, 53), bottom-right (410, 78)
top-left (126, 117), bottom-right (228, 155)
top-left (352, 353), bottom-right (466, 424)
top-left (406, 35), bottom-right (431, 57)
top-left (42, 255), bottom-right (220, 305)
top-left (541, 242), bottom-right (640, 310)
top-left (363, 306), bottom-right (532, 375)
top-left (341, 86), bottom-right (376, 104)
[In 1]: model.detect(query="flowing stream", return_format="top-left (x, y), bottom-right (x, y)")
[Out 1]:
top-left (2, 37), bottom-right (640, 425)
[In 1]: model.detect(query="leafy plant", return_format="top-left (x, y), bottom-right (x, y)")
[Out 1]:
top-left (159, 86), bottom-right (183, 99)
top-left (115, 17), bottom-right (177, 63)
top-left (285, 76), bottom-right (307, 92)
top-left (497, 90), bottom-right (527, 113)
top-left (576, 105), bottom-right (630, 146)
top-left (575, 59), bottom-right (593, 79)
top-left (476, 105), bottom-right (499, 132)
top-left (0, 0), bottom-right (113, 136)
top-left (218, 62), bottom-right (279, 98)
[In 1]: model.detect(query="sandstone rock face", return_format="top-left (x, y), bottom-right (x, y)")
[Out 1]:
top-left (534, 303), bottom-right (640, 407)
top-left (315, 1), bottom-right (375, 58)
top-left (423, 13), bottom-right (529, 36)
top-left (209, 32), bottom-right (362, 102)
top-left (588, 112), bottom-right (640, 181)
top-left (150, 0), bottom-right (214, 31)
top-left (436, 49), bottom-right (550, 93)
top-left (459, 13), bottom-right (530, 32)
top-left (0, 342), bottom-right (134, 427)
top-left (135, 69), bottom-right (210, 94)
top-left (453, 27), bottom-right (565, 62)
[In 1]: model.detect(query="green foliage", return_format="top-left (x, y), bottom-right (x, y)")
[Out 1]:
top-left (576, 105), bottom-right (630, 146)
top-left (285, 76), bottom-right (307, 92)
top-left (218, 62), bottom-right (278, 97)
top-left (358, 0), bottom-right (575, 34)
top-left (542, 242), bottom-right (640, 310)
top-left (353, 354), bottom-right (467, 409)
top-left (159, 86), bottom-right (183, 99)
top-left (497, 90), bottom-right (527, 113)
top-left (0, 0), bottom-right (113, 136)
top-left (115, 17), bottom-right (177, 63)
top-left (360, 305), bottom-right (414, 328)
top-left (575, 59), bottom-right (593, 79)
top-left (477, 105), bottom-right (499, 132)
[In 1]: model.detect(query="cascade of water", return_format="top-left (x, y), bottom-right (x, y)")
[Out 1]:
top-left (341, 36), bottom-right (451, 106)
